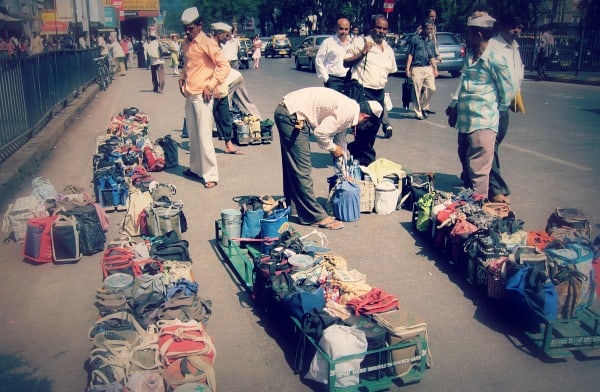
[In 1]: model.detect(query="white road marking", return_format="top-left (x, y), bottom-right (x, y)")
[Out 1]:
top-left (504, 143), bottom-right (592, 171)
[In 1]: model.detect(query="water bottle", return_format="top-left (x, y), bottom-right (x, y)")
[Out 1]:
top-left (352, 160), bottom-right (361, 180)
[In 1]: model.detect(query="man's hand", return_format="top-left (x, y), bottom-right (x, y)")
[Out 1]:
top-left (178, 79), bottom-right (186, 97)
top-left (446, 106), bottom-right (457, 128)
top-left (202, 86), bottom-right (212, 103)
top-left (331, 145), bottom-right (344, 158)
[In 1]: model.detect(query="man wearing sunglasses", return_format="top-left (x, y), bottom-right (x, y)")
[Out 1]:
top-left (179, 7), bottom-right (231, 189)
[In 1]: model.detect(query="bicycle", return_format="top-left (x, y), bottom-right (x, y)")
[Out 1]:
top-left (94, 55), bottom-right (113, 90)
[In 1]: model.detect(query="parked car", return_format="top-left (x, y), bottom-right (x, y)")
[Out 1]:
top-left (294, 34), bottom-right (329, 72)
top-left (265, 34), bottom-right (292, 58)
top-left (238, 37), bottom-right (253, 69)
top-left (394, 32), bottom-right (465, 77)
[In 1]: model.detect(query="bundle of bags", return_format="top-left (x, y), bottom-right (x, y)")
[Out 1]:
top-left (88, 228), bottom-right (215, 391)
top-left (248, 226), bottom-right (431, 387)
top-left (411, 180), bottom-right (597, 323)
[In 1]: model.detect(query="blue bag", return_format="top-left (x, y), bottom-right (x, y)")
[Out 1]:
top-left (283, 285), bottom-right (326, 320)
top-left (260, 207), bottom-right (290, 253)
top-left (332, 179), bottom-right (361, 222)
top-left (506, 265), bottom-right (558, 321)
top-left (241, 208), bottom-right (263, 239)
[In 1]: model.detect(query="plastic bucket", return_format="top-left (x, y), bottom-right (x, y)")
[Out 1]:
top-left (375, 181), bottom-right (400, 215)
top-left (260, 206), bottom-right (290, 253)
top-left (221, 208), bottom-right (242, 246)
top-left (104, 273), bottom-right (134, 299)
top-left (237, 123), bottom-right (250, 145)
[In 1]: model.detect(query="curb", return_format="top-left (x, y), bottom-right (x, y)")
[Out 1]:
top-left (0, 83), bottom-right (101, 212)
top-left (524, 73), bottom-right (600, 86)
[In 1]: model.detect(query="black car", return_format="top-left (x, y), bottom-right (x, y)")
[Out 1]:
top-left (394, 32), bottom-right (465, 77)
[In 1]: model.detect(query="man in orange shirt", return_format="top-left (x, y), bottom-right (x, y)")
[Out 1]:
top-left (179, 7), bottom-right (231, 189)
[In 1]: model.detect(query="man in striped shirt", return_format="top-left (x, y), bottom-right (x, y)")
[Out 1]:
top-left (446, 12), bottom-right (515, 199)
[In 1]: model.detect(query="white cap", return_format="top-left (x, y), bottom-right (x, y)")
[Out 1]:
top-left (359, 100), bottom-right (383, 118)
top-left (467, 11), bottom-right (496, 29)
top-left (181, 7), bottom-right (200, 25)
top-left (211, 22), bottom-right (232, 32)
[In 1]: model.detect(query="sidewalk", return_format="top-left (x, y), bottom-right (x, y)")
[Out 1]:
top-left (524, 70), bottom-right (600, 86)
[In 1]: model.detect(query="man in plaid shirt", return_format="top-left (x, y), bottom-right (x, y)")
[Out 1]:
top-left (446, 11), bottom-right (515, 199)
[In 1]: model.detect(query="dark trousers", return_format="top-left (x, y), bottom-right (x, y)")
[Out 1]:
top-left (150, 64), bottom-right (164, 92)
top-left (137, 51), bottom-right (145, 68)
top-left (213, 96), bottom-right (233, 142)
top-left (324, 75), bottom-right (349, 96)
top-left (489, 110), bottom-right (510, 198)
top-left (347, 84), bottom-right (384, 166)
top-left (274, 104), bottom-right (328, 225)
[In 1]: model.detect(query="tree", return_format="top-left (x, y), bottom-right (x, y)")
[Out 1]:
top-left (578, 0), bottom-right (600, 25)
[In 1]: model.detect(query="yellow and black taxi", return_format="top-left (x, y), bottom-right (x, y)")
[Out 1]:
top-left (265, 34), bottom-right (292, 58)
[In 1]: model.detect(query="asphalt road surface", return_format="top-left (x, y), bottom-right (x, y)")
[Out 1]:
top-left (0, 56), bottom-right (598, 391)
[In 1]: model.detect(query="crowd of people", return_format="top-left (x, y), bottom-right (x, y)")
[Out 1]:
top-left (174, 6), bottom-right (524, 231)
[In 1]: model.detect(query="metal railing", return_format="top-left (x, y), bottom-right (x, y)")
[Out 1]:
top-left (0, 48), bottom-right (99, 164)
top-left (518, 25), bottom-right (600, 73)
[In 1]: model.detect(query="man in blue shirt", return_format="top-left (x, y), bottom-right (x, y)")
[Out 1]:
top-left (406, 20), bottom-right (438, 120)
top-left (446, 12), bottom-right (515, 199)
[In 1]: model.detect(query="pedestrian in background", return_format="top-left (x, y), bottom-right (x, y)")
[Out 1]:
top-left (108, 35), bottom-right (126, 76)
top-left (127, 37), bottom-right (134, 66)
top-left (30, 32), bottom-right (43, 55)
top-left (212, 22), bottom-right (244, 155)
top-left (135, 38), bottom-right (146, 68)
top-left (274, 87), bottom-right (382, 230)
top-left (147, 34), bottom-right (165, 92)
top-left (446, 11), bottom-right (515, 200)
top-left (169, 34), bottom-right (180, 75)
top-left (252, 35), bottom-right (262, 69)
top-left (406, 20), bottom-right (438, 120)
top-left (120, 37), bottom-right (129, 70)
top-left (179, 7), bottom-right (231, 189)
top-left (487, 12), bottom-right (524, 203)
top-left (344, 14), bottom-right (397, 164)
top-left (222, 26), bottom-right (240, 70)
top-left (315, 17), bottom-right (353, 96)
top-left (537, 29), bottom-right (554, 80)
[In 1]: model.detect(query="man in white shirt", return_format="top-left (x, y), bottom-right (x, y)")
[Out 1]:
top-left (315, 17), bottom-right (352, 96)
top-left (221, 27), bottom-right (240, 70)
top-left (344, 14), bottom-right (397, 162)
top-left (147, 34), bottom-right (165, 93)
top-left (274, 87), bottom-right (382, 230)
top-left (487, 12), bottom-right (524, 203)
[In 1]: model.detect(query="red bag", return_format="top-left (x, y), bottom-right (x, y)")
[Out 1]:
top-left (101, 246), bottom-right (135, 278)
top-left (346, 288), bottom-right (399, 315)
top-left (143, 145), bottom-right (165, 172)
top-left (23, 215), bottom-right (58, 263)
top-left (158, 320), bottom-right (216, 367)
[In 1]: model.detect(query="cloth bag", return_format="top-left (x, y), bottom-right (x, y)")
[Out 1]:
top-left (332, 179), bottom-right (361, 222)
top-left (306, 324), bottom-right (368, 387)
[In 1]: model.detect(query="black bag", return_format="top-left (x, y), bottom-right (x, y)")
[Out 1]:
top-left (156, 135), bottom-right (179, 169)
top-left (151, 236), bottom-right (191, 261)
top-left (63, 205), bottom-right (106, 256)
top-left (400, 172), bottom-right (435, 211)
top-left (51, 215), bottom-right (81, 263)
top-left (402, 78), bottom-right (412, 109)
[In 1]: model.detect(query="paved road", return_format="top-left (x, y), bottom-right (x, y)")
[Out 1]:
top-left (1, 57), bottom-right (599, 391)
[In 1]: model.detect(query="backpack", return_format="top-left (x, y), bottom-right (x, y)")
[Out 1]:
top-left (63, 205), bottom-right (106, 256)
top-left (156, 135), bottom-right (179, 169)
top-left (23, 215), bottom-right (58, 263)
top-left (51, 214), bottom-right (81, 263)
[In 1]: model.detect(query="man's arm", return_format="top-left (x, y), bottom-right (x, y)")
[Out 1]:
top-left (315, 38), bottom-right (330, 83)
top-left (344, 37), bottom-right (370, 68)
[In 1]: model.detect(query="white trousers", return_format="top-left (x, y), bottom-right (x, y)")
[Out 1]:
top-left (185, 94), bottom-right (219, 183)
